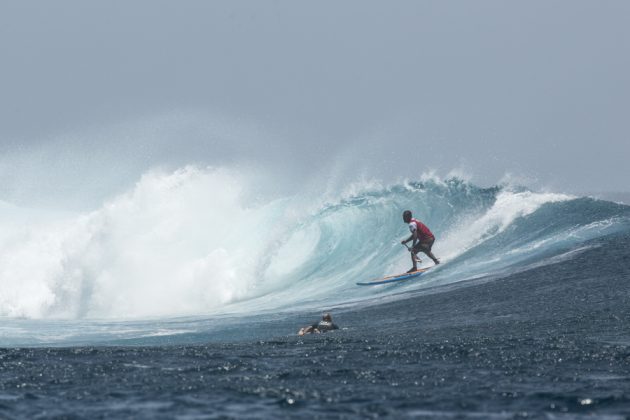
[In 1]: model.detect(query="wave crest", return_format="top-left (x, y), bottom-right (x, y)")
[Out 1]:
top-left (0, 168), bottom-right (628, 319)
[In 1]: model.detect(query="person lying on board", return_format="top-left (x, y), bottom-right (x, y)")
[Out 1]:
top-left (298, 313), bottom-right (339, 336)
top-left (401, 210), bottom-right (440, 272)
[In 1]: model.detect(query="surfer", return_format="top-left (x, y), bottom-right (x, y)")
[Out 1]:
top-left (298, 313), bottom-right (339, 336)
top-left (401, 210), bottom-right (440, 272)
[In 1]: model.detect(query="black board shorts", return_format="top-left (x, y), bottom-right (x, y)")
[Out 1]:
top-left (412, 236), bottom-right (435, 252)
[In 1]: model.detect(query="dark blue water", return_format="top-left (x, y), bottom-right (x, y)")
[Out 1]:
top-left (1, 230), bottom-right (629, 419)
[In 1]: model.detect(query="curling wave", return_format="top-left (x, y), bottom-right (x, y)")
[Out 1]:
top-left (0, 167), bottom-right (628, 320)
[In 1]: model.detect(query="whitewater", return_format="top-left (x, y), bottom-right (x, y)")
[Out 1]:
top-left (1, 166), bottom-right (628, 346)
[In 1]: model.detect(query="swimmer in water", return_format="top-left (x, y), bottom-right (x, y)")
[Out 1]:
top-left (298, 313), bottom-right (339, 336)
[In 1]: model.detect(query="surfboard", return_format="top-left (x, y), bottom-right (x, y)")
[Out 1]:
top-left (356, 268), bottom-right (430, 286)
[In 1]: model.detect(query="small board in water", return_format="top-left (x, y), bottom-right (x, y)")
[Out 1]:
top-left (356, 268), bottom-right (430, 286)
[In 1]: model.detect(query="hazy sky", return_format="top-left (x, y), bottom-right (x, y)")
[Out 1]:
top-left (1, 1), bottom-right (628, 208)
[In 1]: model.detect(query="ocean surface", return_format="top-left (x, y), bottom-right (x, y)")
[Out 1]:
top-left (1, 174), bottom-right (630, 418)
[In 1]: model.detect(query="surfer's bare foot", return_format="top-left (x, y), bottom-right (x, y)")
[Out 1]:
top-left (407, 267), bottom-right (417, 273)
top-left (433, 259), bottom-right (440, 265)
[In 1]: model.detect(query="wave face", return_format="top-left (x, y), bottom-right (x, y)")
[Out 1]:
top-left (1, 167), bottom-right (629, 321)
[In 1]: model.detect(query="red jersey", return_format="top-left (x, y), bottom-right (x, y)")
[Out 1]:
top-left (409, 218), bottom-right (434, 241)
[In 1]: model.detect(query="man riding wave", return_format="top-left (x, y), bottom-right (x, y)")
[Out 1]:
top-left (401, 210), bottom-right (440, 272)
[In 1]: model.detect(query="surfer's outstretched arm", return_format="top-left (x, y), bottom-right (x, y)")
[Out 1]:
top-left (298, 326), bottom-right (315, 336)
top-left (401, 230), bottom-right (418, 245)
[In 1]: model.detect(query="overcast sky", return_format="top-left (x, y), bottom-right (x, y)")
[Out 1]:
top-left (1, 1), bottom-right (628, 208)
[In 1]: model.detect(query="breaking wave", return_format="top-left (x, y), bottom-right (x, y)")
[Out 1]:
top-left (1, 166), bottom-right (628, 320)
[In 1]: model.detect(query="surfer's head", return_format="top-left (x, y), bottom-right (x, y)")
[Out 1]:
top-left (322, 313), bottom-right (332, 322)
top-left (402, 210), bottom-right (412, 223)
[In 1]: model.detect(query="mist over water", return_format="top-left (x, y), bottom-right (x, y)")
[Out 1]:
top-left (0, 167), bottom-right (284, 318)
